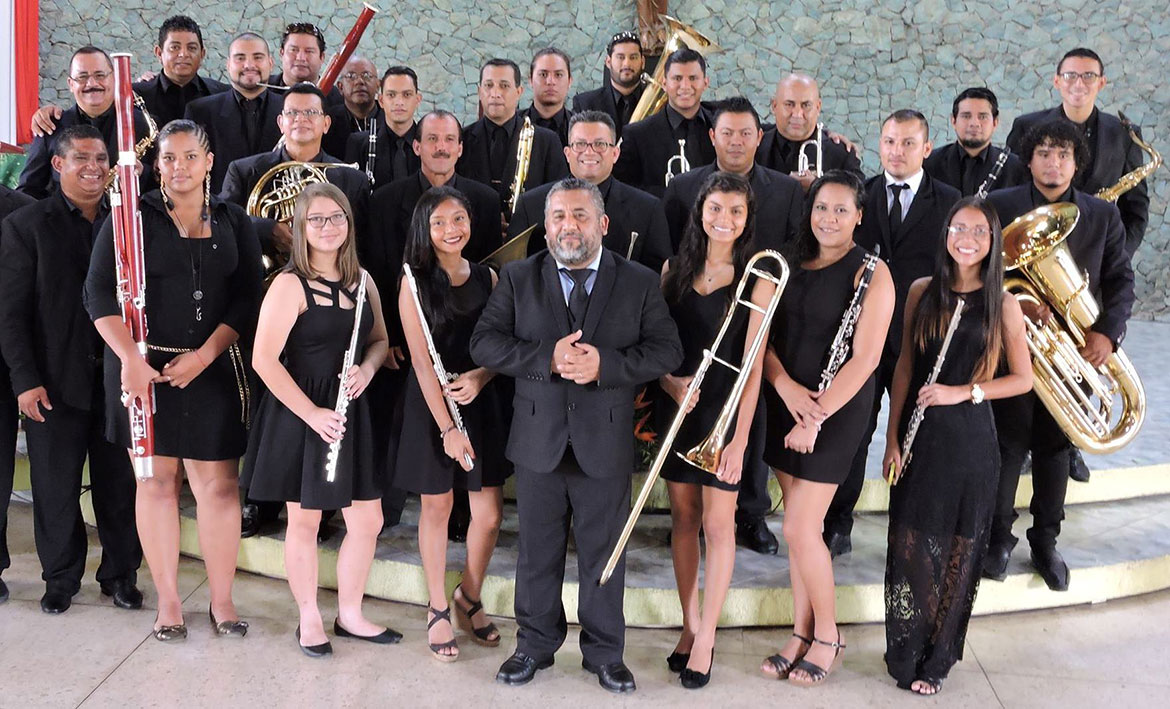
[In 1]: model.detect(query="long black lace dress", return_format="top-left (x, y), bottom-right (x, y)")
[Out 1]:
top-left (884, 289), bottom-right (998, 688)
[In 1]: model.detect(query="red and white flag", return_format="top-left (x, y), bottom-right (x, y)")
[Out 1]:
top-left (1, 0), bottom-right (37, 147)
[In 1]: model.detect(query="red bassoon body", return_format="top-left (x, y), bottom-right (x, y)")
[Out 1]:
top-left (317, 4), bottom-right (379, 94)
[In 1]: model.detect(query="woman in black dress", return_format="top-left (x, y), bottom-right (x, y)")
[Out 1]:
top-left (658, 172), bottom-right (775, 688)
top-left (86, 120), bottom-right (262, 641)
top-left (881, 197), bottom-right (1031, 695)
top-left (242, 182), bottom-right (395, 657)
top-left (759, 171), bottom-right (895, 686)
top-left (395, 186), bottom-right (505, 662)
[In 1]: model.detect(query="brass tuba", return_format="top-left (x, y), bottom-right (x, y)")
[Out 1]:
top-left (627, 15), bottom-right (720, 125)
top-left (1002, 203), bottom-right (1145, 454)
top-left (1094, 111), bottom-right (1162, 203)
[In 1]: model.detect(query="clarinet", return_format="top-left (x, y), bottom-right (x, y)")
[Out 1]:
top-left (324, 271), bottom-right (369, 483)
top-left (976, 147), bottom-right (1011, 198)
top-left (818, 253), bottom-right (879, 393)
top-left (365, 126), bottom-right (377, 188)
top-left (890, 297), bottom-right (966, 484)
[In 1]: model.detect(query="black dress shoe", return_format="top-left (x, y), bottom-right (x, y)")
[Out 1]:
top-left (1070, 450), bottom-right (1091, 483)
top-left (334, 618), bottom-right (403, 644)
top-left (101, 579), bottom-right (144, 610)
top-left (1031, 547), bottom-right (1070, 591)
top-left (982, 544), bottom-right (1012, 581)
top-left (582, 659), bottom-right (637, 693)
top-left (241, 504), bottom-right (262, 538)
top-left (680, 649), bottom-right (713, 689)
top-left (824, 530), bottom-right (852, 559)
top-left (666, 650), bottom-right (690, 673)
top-left (296, 626), bottom-right (333, 658)
top-left (496, 651), bottom-right (554, 685)
top-left (0, 577), bottom-right (8, 604)
top-left (736, 518), bottom-right (779, 555)
top-left (40, 590), bottom-right (72, 614)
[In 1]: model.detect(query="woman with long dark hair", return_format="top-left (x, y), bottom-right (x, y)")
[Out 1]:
top-left (882, 196), bottom-right (1031, 695)
top-left (759, 170), bottom-right (895, 687)
top-left (242, 182), bottom-right (396, 657)
top-left (86, 119), bottom-right (262, 641)
top-left (659, 172), bottom-right (776, 689)
top-left (395, 186), bottom-right (506, 662)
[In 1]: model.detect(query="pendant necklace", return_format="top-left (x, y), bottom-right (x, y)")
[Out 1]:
top-left (170, 205), bottom-right (206, 322)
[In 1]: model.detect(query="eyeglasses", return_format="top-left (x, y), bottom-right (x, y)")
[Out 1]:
top-left (70, 71), bottom-right (110, 84)
top-left (947, 224), bottom-right (991, 237)
top-left (1058, 71), bottom-right (1102, 84)
top-left (305, 213), bottom-right (348, 228)
top-left (569, 140), bottom-right (615, 153)
top-left (281, 109), bottom-right (325, 120)
top-left (283, 23), bottom-right (324, 40)
top-left (341, 71), bottom-right (377, 82)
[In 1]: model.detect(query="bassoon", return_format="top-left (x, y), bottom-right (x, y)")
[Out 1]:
top-left (317, 4), bottom-right (380, 94)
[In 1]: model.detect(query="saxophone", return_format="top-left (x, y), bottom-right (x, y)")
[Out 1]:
top-left (818, 253), bottom-right (878, 392)
top-left (1094, 111), bottom-right (1162, 203)
top-left (506, 117), bottom-right (535, 217)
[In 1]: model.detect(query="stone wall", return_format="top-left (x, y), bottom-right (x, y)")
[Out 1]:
top-left (39, 0), bottom-right (1170, 317)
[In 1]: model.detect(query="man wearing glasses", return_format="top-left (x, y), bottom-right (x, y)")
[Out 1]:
top-left (268, 22), bottom-right (344, 107)
top-left (17, 46), bottom-right (153, 199)
top-left (323, 56), bottom-right (384, 160)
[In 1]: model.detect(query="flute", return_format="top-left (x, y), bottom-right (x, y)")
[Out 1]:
top-left (325, 271), bottom-right (369, 483)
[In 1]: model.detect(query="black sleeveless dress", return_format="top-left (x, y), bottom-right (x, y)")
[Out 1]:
top-left (884, 288), bottom-right (998, 688)
top-left (240, 274), bottom-right (380, 510)
top-left (394, 263), bottom-right (508, 495)
top-left (764, 245), bottom-right (875, 484)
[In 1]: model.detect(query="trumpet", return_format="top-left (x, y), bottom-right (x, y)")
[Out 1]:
top-left (665, 139), bottom-right (690, 185)
top-left (601, 250), bottom-right (789, 585)
top-left (797, 122), bottom-right (824, 178)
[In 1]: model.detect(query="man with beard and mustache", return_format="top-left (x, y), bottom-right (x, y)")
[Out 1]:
top-left (267, 22), bottom-right (343, 107)
top-left (924, 87), bottom-right (1028, 197)
top-left (471, 178), bottom-right (682, 694)
top-left (185, 32), bottom-right (285, 192)
top-left (17, 46), bottom-right (154, 200)
top-left (345, 66), bottom-right (424, 190)
top-left (322, 56), bottom-right (383, 160)
top-left (522, 47), bottom-right (574, 148)
top-left (572, 31), bottom-right (645, 140)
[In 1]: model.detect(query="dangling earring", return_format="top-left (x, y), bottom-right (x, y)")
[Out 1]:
top-left (202, 172), bottom-right (211, 221)
top-left (160, 180), bottom-right (173, 210)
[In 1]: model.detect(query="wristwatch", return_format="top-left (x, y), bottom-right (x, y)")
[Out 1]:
top-left (970, 383), bottom-right (985, 404)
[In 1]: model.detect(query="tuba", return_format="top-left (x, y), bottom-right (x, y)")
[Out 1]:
top-left (1094, 111), bottom-right (1162, 203)
top-left (627, 15), bottom-right (720, 125)
top-left (1002, 203), bottom-right (1145, 454)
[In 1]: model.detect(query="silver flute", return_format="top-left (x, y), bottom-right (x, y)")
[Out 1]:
top-left (976, 147), bottom-right (1011, 198)
top-left (325, 270), bottom-right (369, 483)
top-left (402, 264), bottom-right (474, 468)
top-left (818, 253), bottom-right (879, 392)
top-left (891, 297), bottom-right (965, 483)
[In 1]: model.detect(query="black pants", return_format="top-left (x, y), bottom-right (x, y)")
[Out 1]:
top-left (370, 366), bottom-right (408, 526)
top-left (23, 397), bottom-right (141, 594)
top-left (990, 392), bottom-right (1071, 551)
top-left (735, 398), bottom-right (771, 523)
top-left (825, 354), bottom-right (896, 538)
top-left (0, 361), bottom-right (19, 574)
top-left (514, 451), bottom-right (630, 666)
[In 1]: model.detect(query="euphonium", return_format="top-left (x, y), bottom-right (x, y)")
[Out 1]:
top-left (1094, 111), bottom-right (1162, 203)
top-left (797, 122), bottom-right (824, 178)
top-left (628, 15), bottom-right (720, 124)
top-left (1002, 203), bottom-right (1145, 454)
top-left (601, 250), bottom-right (789, 585)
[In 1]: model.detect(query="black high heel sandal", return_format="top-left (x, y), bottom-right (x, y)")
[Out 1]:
top-left (427, 606), bottom-right (459, 662)
top-left (788, 631), bottom-right (845, 687)
top-left (452, 584), bottom-right (500, 647)
top-left (761, 633), bottom-right (811, 679)
top-left (680, 649), bottom-right (714, 689)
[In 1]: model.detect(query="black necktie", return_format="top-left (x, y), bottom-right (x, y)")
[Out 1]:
top-left (392, 137), bottom-right (408, 181)
top-left (489, 124), bottom-right (509, 184)
top-left (889, 183), bottom-right (908, 234)
top-left (563, 268), bottom-right (592, 327)
top-left (960, 156), bottom-right (979, 196)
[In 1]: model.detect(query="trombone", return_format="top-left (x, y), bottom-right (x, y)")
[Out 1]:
top-left (600, 250), bottom-right (789, 585)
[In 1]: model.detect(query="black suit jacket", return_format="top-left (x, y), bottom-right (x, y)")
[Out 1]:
top-left (267, 73), bottom-right (344, 107)
top-left (987, 184), bottom-right (1134, 345)
top-left (571, 84), bottom-right (642, 139)
top-left (1006, 107), bottom-right (1150, 254)
top-left (185, 89), bottom-right (285, 193)
top-left (132, 72), bottom-right (229, 128)
top-left (923, 142), bottom-right (1029, 197)
top-left (755, 126), bottom-right (864, 180)
top-left (343, 121), bottom-right (421, 191)
top-left (508, 177), bottom-right (671, 273)
top-left (855, 171), bottom-right (961, 354)
top-left (470, 249), bottom-right (682, 476)
top-left (612, 108), bottom-right (717, 198)
top-left (0, 193), bottom-right (106, 409)
top-left (456, 114), bottom-right (569, 206)
top-left (219, 148), bottom-right (370, 254)
top-left (662, 163), bottom-right (803, 253)
top-left (0, 186), bottom-right (34, 222)
top-left (323, 102), bottom-right (384, 164)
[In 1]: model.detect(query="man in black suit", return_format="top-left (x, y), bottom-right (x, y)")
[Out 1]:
top-left (1006, 48), bottom-right (1149, 256)
top-left (824, 109), bottom-right (961, 557)
top-left (322, 56), bottom-right (383, 160)
top-left (508, 111), bottom-right (670, 273)
top-left (0, 185), bottom-right (35, 604)
top-left (185, 32), bottom-right (284, 193)
top-left (984, 119), bottom-right (1133, 591)
top-left (614, 47), bottom-right (716, 198)
top-left (755, 73), bottom-right (864, 190)
top-left (345, 66), bottom-right (423, 191)
top-left (522, 47), bottom-right (573, 147)
top-left (925, 87), bottom-right (1029, 197)
top-left (18, 46), bottom-right (154, 199)
top-left (267, 22), bottom-right (343, 107)
top-left (457, 58), bottom-right (569, 214)
top-left (571, 31), bottom-right (645, 140)
top-left (0, 127), bottom-right (142, 614)
top-left (472, 178), bottom-right (682, 693)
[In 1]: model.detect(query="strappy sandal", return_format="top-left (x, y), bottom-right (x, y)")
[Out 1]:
top-left (761, 633), bottom-right (812, 679)
top-left (788, 631), bottom-right (846, 687)
top-left (910, 677), bottom-right (943, 696)
top-left (452, 584), bottom-right (501, 647)
top-left (427, 606), bottom-right (459, 662)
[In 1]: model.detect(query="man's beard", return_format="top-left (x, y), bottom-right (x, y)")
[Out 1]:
top-left (613, 71), bottom-right (641, 90)
top-left (549, 230), bottom-right (594, 265)
top-left (959, 137), bottom-right (989, 150)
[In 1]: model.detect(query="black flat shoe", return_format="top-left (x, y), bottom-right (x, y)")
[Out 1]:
top-left (982, 544), bottom-right (1012, 581)
top-left (680, 649), bottom-right (714, 689)
top-left (1031, 546), bottom-right (1070, 591)
top-left (1070, 450), bottom-right (1091, 483)
top-left (582, 659), bottom-right (637, 693)
top-left (295, 626), bottom-right (333, 658)
top-left (40, 590), bottom-right (72, 614)
top-left (101, 579), bottom-right (144, 610)
top-left (241, 503), bottom-right (262, 538)
top-left (666, 650), bottom-right (690, 673)
top-left (824, 530), bottom-right (852, 559)
top-left (736, 518), bottom-right (779, 555)
top-left (209, 607), bottom-right (249, 637)
top-left (334, 618), bottom-right (402, 644)
top-left (496, 651), bottom-right (553, 685)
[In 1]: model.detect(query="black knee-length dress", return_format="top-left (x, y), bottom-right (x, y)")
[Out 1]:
top-left (393, 262), bottom-right (507, 495)
top-left (84, 193), bottom-right (263, 460)
top-left (763, 245), bottom-right (875, 484)
top-left (240, 274), bottom-right (381, 510)
top-left (885, 289), bottom-right (998, 688)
